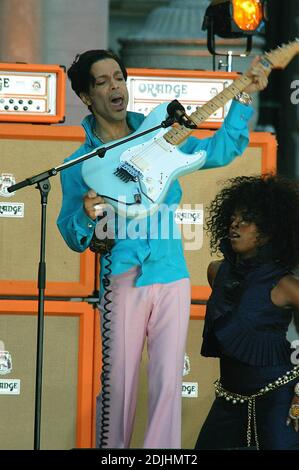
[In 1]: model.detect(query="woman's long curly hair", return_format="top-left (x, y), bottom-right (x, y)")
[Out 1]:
top-left (206, 174), bottom-right (299, 269)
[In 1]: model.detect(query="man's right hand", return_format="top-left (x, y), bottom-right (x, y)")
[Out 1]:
top-left (83, 189), bottom-right (106, 220)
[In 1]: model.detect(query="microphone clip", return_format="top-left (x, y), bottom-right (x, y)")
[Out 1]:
top-left (166, 99), bottom-right (197, 129)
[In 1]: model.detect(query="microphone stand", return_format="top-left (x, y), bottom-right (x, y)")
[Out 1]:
top-left (7, 106), bottom-right (194, 450)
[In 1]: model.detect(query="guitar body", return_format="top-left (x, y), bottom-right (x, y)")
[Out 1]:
top-left (82, 103), bottom-right (206, 218)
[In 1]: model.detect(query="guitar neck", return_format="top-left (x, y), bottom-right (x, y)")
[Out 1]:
top-left (163, 40), bottom-right (299, 146)
top-left (164, 74), bottom-right (253, 146)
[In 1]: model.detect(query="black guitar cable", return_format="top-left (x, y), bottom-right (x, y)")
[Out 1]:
top-left (98, 249), bottom-right (112, 448)
top-left (89, 220), bottom-right (115, 448)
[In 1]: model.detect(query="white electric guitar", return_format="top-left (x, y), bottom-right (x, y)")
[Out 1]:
top-left (82, 40), bottom-right (299, 219)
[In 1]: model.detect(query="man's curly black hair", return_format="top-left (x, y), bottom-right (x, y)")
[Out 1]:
top-left (206, 174), bottom-right (299, 269)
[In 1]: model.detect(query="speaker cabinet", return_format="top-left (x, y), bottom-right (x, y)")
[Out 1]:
top-left (0, 300), bottom-right (95, 449)
top-left (94, 132), bottom-right (276, 301)
top-left (178, 131), bottom-right (277, 300)
top-left (0, 124), bottom-right (95, 296)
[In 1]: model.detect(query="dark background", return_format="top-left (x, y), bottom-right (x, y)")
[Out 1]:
top-left (259, 0), bottom-right (299, 177)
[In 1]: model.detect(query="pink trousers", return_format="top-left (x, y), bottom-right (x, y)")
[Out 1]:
top-left (96, 268), bottom-right (191, 448)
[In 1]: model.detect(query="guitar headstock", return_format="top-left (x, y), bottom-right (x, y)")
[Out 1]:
top-left (263, 39), bottom-right (299, 70)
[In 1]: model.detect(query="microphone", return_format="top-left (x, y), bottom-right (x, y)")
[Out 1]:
top-left (166, 100), bottom-right (197, 129)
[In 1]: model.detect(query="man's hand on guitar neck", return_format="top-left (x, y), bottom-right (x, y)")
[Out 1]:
top-left (243, 56), bottom-right (270, 95)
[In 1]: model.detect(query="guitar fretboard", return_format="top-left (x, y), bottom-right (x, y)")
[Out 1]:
top-left (164, 74), bottom-right (253, 146)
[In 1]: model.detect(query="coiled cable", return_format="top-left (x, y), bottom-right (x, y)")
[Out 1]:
top-left (98, 249), bottom-right (112, 448)
top-left (89, 222), bottom-right (114, 448)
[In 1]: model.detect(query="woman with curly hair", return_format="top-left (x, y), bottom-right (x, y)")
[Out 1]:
top-left (195, 174), bottom-right (299, 450)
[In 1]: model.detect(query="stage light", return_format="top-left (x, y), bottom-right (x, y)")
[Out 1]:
top-left (203, 0), bottom-right (267, 39)
top-left (202, 0), bottom-right (267, 70)
top-left (232, 0), bottom-right (264, 32)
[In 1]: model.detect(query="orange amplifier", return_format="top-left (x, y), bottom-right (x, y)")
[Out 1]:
top-left (0, 63), bottom-right (66, 124)
top-left (127, 68), bottom-right (239, 129)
